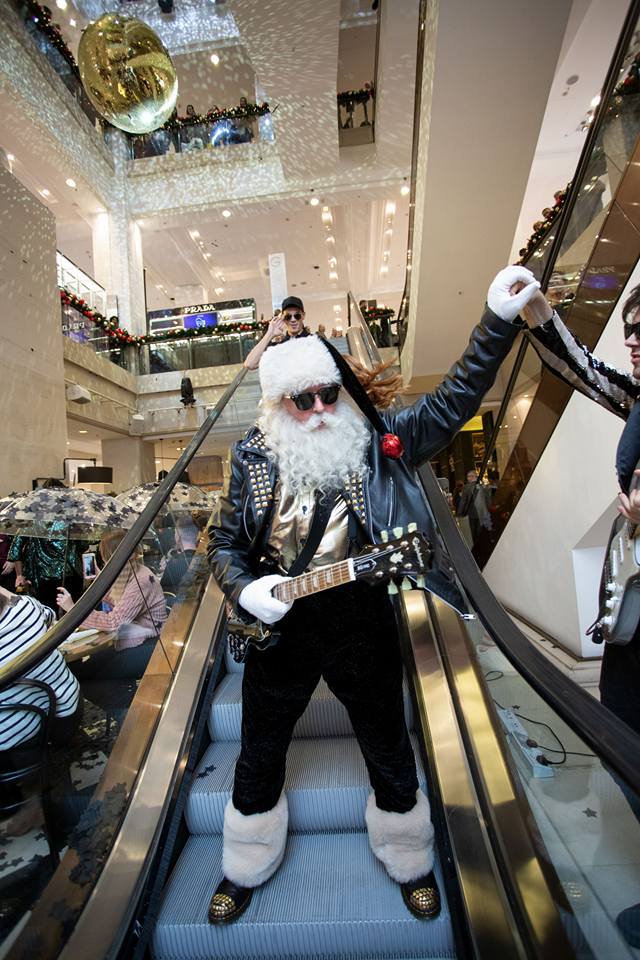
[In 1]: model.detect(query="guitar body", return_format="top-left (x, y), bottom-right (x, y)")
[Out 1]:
top-left (226, 525), bottom-right (431, 663)
top-left (599, 514), bottom-right (640, 645)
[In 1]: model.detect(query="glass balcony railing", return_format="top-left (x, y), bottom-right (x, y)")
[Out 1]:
top-left (140, 330), bottom-right (262, 374)
top-left (127, 108), bottom-right (274, 160)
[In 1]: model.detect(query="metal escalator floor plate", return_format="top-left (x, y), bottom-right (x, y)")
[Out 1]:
top-left (153, 832), bottom-right (453, 960)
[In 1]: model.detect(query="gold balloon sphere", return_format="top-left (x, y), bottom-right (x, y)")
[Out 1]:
top-left (78, 14), bottom-right (178, 135)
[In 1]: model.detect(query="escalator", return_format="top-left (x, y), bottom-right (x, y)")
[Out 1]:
top-left (2, 312), bottom-right (640, 960)
top-left (466, 0), bottom-right (640, 565)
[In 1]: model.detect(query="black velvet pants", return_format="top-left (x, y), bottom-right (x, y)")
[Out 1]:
top-left (232, 580), bottom-right (419, 816)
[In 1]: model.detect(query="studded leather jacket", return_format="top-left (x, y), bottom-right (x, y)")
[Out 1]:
top-left (208, 307), bottom-right (521, 608)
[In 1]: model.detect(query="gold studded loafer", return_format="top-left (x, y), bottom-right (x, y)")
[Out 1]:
top-left (401, 871), bottom-right (441, 920)
top-left (208, 877), bottom-right (252, 925)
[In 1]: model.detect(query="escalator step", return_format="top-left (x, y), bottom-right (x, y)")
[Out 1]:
top-left (152, 832), bottom-right (453, 960)
top-left (209, 675), bottom-right (414, 742)
top-left (186, 735), bottom-right (427, 835)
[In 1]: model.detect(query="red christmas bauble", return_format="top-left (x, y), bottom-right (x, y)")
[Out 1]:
top-left (381, 433), bottom-right (404, 459)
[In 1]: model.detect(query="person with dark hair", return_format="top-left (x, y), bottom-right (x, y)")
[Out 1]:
top-left (206, 266), bottom-right (539, 924)
top-left (243, 296), bottom-right (310, 370)
top-left (10, 480), bottom-right (85, 610)
top-left (496, 267), bottom-right (640, 949)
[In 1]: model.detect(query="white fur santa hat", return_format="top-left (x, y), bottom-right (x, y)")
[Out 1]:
top-left (258, 335), bottom-right (340, 403)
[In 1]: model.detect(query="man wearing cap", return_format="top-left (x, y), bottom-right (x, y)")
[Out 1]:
top-left (244, 296), bottom-right (310, 370)
top-left (207, 268), bottom-right (540, 924)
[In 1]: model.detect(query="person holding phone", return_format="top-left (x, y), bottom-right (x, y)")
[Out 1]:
top-left (243, 297), bottom-right (310, 370)
top-left (82, 552), bottom-right (98, 580)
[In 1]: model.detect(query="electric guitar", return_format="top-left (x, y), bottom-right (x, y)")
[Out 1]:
top-left (596, 513), bottom-right (640, 645)
top-left (227, 524), bottom-right (432, 662)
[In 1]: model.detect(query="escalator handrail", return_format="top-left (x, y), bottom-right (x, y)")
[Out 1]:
top-left (477, 0), bottom-right (640, 481)
top-left (418, 461), bottom-right (640, 799)
top-left (0, 366), bottom-right (248, 691)
top-left (346, 291), bottom-right (383, 367)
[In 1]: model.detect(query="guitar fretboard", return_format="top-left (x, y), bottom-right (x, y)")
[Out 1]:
top-left (273, 560), bottom-right (354, 603)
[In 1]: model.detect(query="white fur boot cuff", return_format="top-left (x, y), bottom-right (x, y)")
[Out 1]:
top-left (222, 793), bottom-right (289, 888)
top-left (365, 789), bottom-right (434, 883)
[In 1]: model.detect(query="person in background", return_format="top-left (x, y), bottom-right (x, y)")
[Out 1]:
top-left (10, 479), bottom-right (86, 610)
top-left (57, 530), bottom-right (168, 680)
top-left (331, 324), bottom-right (344, 338)
top-left (456, 469), bottom-right (490, 540)
top-left (0, 588), bottom-right (81, 751)
top-left (0, 534), bottom-right (15, 591)
top-left (244, 296), bottom-right (310, 370)
top-left (317, 324), bottom-right (327, 337)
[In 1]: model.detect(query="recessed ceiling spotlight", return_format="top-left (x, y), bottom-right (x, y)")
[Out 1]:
top-left (69, 17), bottom-right (76, 26)
top-left (65, 178), bottom-right (76, 188)
top-left (329, 271), bottom-right (338, 280)
top-left (222, 209), bottom-right (231, 218)
top-left (400, 185), bottom-right (410, 196)
top-left (325, 235), bottom-right (335, 243)
top-left (204, 252), bottom-right (211, 259)
top-left (210, 53), bottom-right (220, 65)
top-left (380, 265), bottom-right (389, 274)
top-left (40, 188), bottom-right (51, 198)
top-left (309, 197), bottom-right (320, 206)
top-left (215, 287), bottom-right (224, 295)
top-left (78, 429), bottom-right (88, 434)
top-left (56, 0), bottom-right (67, 8)
top-left (6, 153), bottom-right (14, 162)
top-left (190, 229), bottom-right (200, 238)
top-left (385, 200), bottom-right (396, 216)
top-left (590, 94), bottom-right (601, 108)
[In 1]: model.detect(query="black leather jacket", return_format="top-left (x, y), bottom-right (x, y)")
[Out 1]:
top-left (208, 307), bottom-right (521, 607)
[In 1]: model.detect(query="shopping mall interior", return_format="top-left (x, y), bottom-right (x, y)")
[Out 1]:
top-left (1, 0), bottom-right (640, 956)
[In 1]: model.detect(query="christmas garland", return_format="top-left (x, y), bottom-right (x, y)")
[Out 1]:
top-left (156, 102), bottom-right (271, 134)
top-left (362, 306), bottom-right (395, 322)
top-left (337, 86), bottom-right (375, 105)
top-left (22, 0), bottom-right (80, 79)
top-left (516, 187), bottom-right (568, 264)
top-left (60, 289), bottom-right (267, 346)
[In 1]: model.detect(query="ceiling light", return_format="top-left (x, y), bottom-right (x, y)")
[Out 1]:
top-left (590, 94), bottom-right (601, 108)
top-left (329, 271), bottom-right (338, 280)
top-left (222, 209), bottom-right (231, 218)
top-left (78, 429), bottom-right (88, 434)
top-left (40, 189), bottom-right (51, 198)
top-left (380, 265), bottom-right (388, 274)
top-left (309, 197), bottom-right (320, 206)
top-left (56, 0), bottom-right (67, 8)
top-left (384, 228), bottom-right (393, 236)
top-left (6, 153), bottom-right (14, 162)
top-left (204, 252), bottom-right (211, 259)
top-left (400, 185), bottom-right (410, 196)
top-left (190, 229), bottom-right (200, 239)
top-left (328, 256), bottom-right (337, 268)
top-left (333, 305), bottom-right (341, 313)
top-left (210, 53), bottom-right (220, 65)
top-left (325, 235), bottom-right (335, 243)
top-left (65, 178), bottom-right (76, 188)
top-left (69, 17), bottom-right (76, 26)
top-left (215, 287), bottom-right (224, 295)
top-left (385, 200), bottom-right (396, 216)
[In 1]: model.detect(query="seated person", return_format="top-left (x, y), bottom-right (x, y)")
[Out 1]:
top-left (0, 588), bottom-right (81, 752)
top-left (57, 530), bottom-right (168, 681)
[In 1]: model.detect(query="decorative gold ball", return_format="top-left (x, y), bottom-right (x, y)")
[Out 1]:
top-left (78, 14), bottom-right (178, 134)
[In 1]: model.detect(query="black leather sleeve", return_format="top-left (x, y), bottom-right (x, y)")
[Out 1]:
top-left (391, 307), bottom-right (521, 465)
top-left (207, 447), bottom-right (256, 606)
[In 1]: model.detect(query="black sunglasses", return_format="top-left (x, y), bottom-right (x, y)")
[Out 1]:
top-left (287, 385), bottom-right (341, 411)
top-left (624, 320), bottom-right (640, 340)
top-left (284, 312), bottom-right (303, 321)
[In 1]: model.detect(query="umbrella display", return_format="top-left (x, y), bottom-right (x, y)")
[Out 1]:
top-left (116, 482), bottom-right (212, 515)
top-left (0, 488), bottom-right (138, 539)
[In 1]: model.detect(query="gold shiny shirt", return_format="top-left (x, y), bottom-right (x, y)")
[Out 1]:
top-left (265, 481), bottom-right (349, 573)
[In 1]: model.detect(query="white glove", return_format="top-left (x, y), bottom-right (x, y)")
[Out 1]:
top-left (487, 265), bottom-right (540, 322)
top-left (238, 574), bottom-right (294, 624)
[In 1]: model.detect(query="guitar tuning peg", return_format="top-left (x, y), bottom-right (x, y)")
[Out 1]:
top-left (380, 530), bottom-right (389, 542)
top-left (407, 522), bottom-right (417, 532)
top-left (416, 575), bottom-right (425, 588)
top-left (387, 581), bottom-right (398, 595)
top-left (393, 526), bottom-right (403, 538)
top-left (401, 578), bottom-right (412, 591)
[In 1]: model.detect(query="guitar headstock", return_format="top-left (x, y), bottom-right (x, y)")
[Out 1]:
top-left (352, 523), bottom-right (432, 594)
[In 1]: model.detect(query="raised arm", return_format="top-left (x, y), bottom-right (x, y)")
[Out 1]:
top-left (391, 267), bottom-right (541, 465)
top-left (244, 315), bottom-right (288, 370)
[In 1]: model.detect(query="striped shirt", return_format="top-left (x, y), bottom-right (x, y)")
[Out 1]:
top-left (0, 595), bottom-right (80, 750)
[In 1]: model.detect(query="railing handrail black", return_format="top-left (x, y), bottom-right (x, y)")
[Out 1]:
top-left (418, 461), bottom-right (640, 799)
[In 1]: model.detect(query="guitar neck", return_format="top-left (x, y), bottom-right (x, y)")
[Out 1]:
top-left (273, 559), bottom-right (354, 603)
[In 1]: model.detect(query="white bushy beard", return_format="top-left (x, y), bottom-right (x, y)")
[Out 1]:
top-left (260, 398), bottom-right (370, 494)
